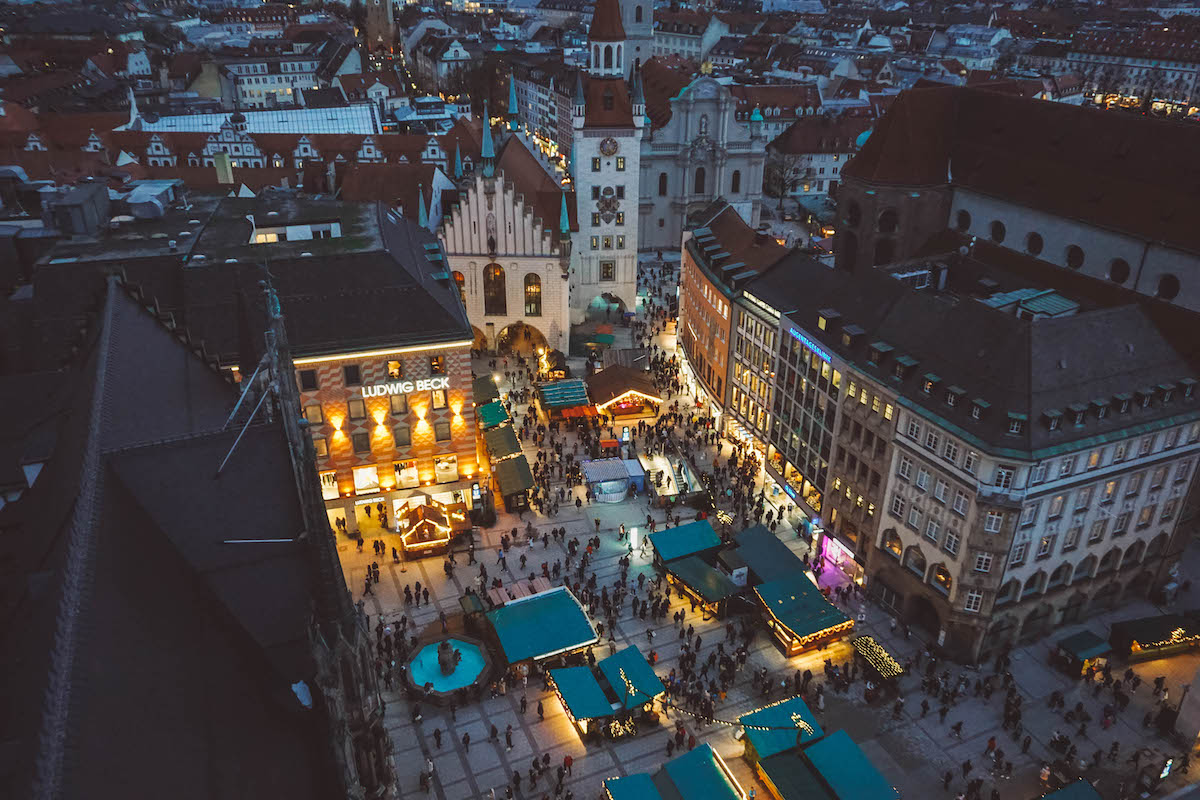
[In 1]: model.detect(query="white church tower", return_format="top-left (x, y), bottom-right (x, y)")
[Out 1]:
top-left (570, 0), bottom-right (645, 325)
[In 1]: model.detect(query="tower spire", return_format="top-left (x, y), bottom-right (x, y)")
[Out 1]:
top-left (454, 140), bottom-right (463, 179)
top-left (587, 0), bottom-right (627, 77)
top-left (507, 73), bottom-right (520, 132)
top-left (417, 183), bottom-right (428, 228)
top-left (481, 103), bottom-right (495, 178)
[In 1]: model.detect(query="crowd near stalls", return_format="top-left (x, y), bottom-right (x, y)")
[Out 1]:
top-left (549, 644), bottom-right (665, 740)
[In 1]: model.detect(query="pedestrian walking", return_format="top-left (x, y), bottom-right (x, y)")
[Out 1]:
top-left (538, 700), bottom-right (545, 721)
top-left (463, 732), bottom-right (471, 752)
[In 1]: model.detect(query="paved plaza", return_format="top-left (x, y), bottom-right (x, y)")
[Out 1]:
top-left (335, 254), bottom-right (1200, 799)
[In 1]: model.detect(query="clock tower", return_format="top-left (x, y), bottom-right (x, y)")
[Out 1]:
top-left (570, 0), bottom-right (646, 326)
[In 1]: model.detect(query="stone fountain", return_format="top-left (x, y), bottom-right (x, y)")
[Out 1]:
top-left (437, 640), bottom-right (463, 675)
top-left (405, 633), bottom-right (492, 705)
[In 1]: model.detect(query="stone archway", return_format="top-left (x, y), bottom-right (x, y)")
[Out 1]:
top-left (908, 593), bottom-right (941, 636)
top-left (496, 321), bottom-right (549, 356)
top-left (471, 326), bottom-right (488, 352)
top-left (583, 292), bottom-right (628, 323)
top-left (1019, 604), bottom-right (1053, 642)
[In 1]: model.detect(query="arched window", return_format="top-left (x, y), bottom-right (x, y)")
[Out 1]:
top-left (1065, 244), bottom-right (1085, 269)
top-left (1158, 273), bottom-right (1181, 300)
top-left (524, 273), bottom-right (542, 316)
top-left (930, 564), bottom-right (952, 594)
top-left (989, 220), bottom-right (1006, 243)
top-left (635, 5), bottom-right (643, 22)
top-left (593, 45), bottom-right (600, 66)
top-left (658, 172), bottom-right (668, 196)
top-left (1109, 258), bottom-right (1131, 284)
top-left (694, 166), bottom-right (706, 194)
top-left (845, 201), bottom-right (862, 229)
top-left (954, 209), bottom-right (971, 231)
top-left (877, 208), bottom-right (898, 233)
top-left (903, 546), bottom-right (927, 578)
top-left (731, 170), bottom-right (741, 194)
top-left (483, 263), bottom-right (506, 316)
top-left (604, 45), bottom-right (613, 70)
top-left (452, 271), bottom-right (465, 306)
top-left (881, 528), bottom-right (902, 557)
top-left (616, 44), bottom-right (622, 67)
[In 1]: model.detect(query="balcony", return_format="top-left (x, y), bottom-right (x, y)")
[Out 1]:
top-left (975, 482), bottom-right (1025, 510)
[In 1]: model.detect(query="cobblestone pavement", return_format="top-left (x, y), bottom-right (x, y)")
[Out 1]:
top-left (333, 252), bottom-right (1200, 799)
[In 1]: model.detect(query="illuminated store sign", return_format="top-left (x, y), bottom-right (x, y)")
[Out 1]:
top-left (789, 328), bottom-right (830, 364)
top-left (360, 376), bottom-right (450, 397)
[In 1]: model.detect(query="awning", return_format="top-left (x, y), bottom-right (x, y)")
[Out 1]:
top-left (666, 555), bottom-right (740, 603)
top-left (804, 730), bottom-right (899, 800)
top-left (473, 375), bottom-right (500, 406)
top-left (484, 424), bottom-right (521, 460)
top-left (600, 438), bottom-right (620, 448)
top-left (596, 645), bottom-right (665, 710)
top-left (477, 400), bottom-right (510, 430)
top-left (538, 379), bottom-right (591, 409)
top-left (1057, 630), bottom-right (1111, 661)
top-left (740, 696), bottom-right (824, 759)
top-left (550, 666), bottom-right (613, 721)
top-left (589, 333), bottom-right (615, 346)
top-left (494, 456), bottom-right (534, 496)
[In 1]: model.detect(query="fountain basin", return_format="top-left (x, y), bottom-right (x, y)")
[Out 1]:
top-left (405, 635), bottom-right (492, 703)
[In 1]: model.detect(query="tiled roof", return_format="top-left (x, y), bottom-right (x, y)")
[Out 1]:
top-left (843, 85), bottom-right (1200, 254)
top-left (589, 0), bottom-right (626, 41)
top-left (640, 57), bottom-right (693, 129)
top-left (583, 75), bottom-right (634, 129)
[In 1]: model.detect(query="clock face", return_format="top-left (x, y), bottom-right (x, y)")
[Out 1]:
top-left (599, 137), bottom-right (619, 157)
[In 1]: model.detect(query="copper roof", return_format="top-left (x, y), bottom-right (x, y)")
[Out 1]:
top-left (589, 0), bottom-right (626, 42)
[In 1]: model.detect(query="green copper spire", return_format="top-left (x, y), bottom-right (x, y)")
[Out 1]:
top-left (417, 183), bottom-right (428, 228)
top-left (481, 102), bottom-right (495, 178)
top-left (559, 192), bottom-right (570, 234)
top-left (454, 141), bottom-right (463, 179)
top-left (507, 74), bottom-right (519, 132)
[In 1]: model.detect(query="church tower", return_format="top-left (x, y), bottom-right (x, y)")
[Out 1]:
top-left (621, 0), bottom-right (654, 74)
top-left (363, 0), bottom-right (394, 55)
top-left (570, 0), bottom-right (645, 325)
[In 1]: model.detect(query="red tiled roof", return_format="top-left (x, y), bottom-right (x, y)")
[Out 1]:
top-left (844, 85), bottom-right (1200, 253)
top-left (583, 76), bottom-right (633, 129)
top-left (589, 0), bottom-right (626, 41)
top-left (339, 162), bottom-right (438, 208)
top-left (700, 200), bottom-right (788, 272)
top-left (768, 115), bottom-right (873, 155)
top-left (496, 135), bottom-right (576, 246)
top-left (640, 57), bottom-right (693, 129)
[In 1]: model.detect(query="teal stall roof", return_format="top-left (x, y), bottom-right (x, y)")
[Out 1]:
top-left (477, 400), bottom-right (510, 429)
top-left (597, 645), bottom-right (664, 711)
top-left (740, 696), bottom-right (824, 759)
top-left (486, 586), bottom-right (597, 663)
top-left (804, 730), bottom-right (898, 800)
top-left (659, 743), bottom-right (743, 800)
top-left (648, 519), bottom-right (721, 562)
top-left (550, 666), bottom-right (612, 721)
top-left (756, 574), bottom-right (850, 640)
top-left (604, 774), bottom-right (664, 800)
top-left (666, 556), bottom-right (740, 602)
top-left (1043, 779), bottom-right (1103, 800)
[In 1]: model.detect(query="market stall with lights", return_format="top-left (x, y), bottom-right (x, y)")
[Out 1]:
top-left (603, 743), bottom-right (748, 800)
top-left (535, 379), bottom-right (593, 421)
top-left (1051, 631), bottom-right (1111, 678)
top-left (663, 554), bottom-right (742, 620)
top-left (586, 365), bottom-right (663, 418)
top-left (851, 635), bottom-right (904, 701)
top-left (739, 696), bottom-right (824, 765)
top-left (538, 348), bottom-right (571, 380)
top-left (550, 645), bottom-right (666, 740)
top-left (472, 375), bottom-right (501, 406)
top-left (755, 573), bottom-right (854, 657)
top-left (395, 496), bottom-right (470, 556)
top-left (1110, 613), bottom-right (1200, 662)
top-left (484, 585), bottom-right (598, 678)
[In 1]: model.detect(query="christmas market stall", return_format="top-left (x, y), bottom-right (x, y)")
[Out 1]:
top-left (603, 743), bottom-right (748, 800)
top-left (1110, 613), bottom-right (1200, 662)
top-left (473, 375), bottom-right (501, 406)
top-left (492, 454), bottom-right (534, 513)
top-left (754, 573), bottom-right (854, 657)
top-left (648, 519), bottom-right (722, 570)
top-left (734, 525), bottom-right (809, 584)
top-left (1051, 630), bottom-right (1111, 678)
top-left (551, 645), bottom-right (666, 741)
top-left (586, 365), bottom-right (663, 418)
top-left (582, 458), bottom-right (636, 503)
top-left (663, 554), bottom-right (742, 620)
top-left (535, 379), bottom-right (593, 421)
top-left (739, 696), bottom-right (824, 766)
top-left (485, 585), bottom-right (597, 679)
top-left (796, 730), bottom-right (899, 800)
top-left (395, 495), bottom-right (470, 556)
top-left (851, 636), bottom-right (904, 701)
top-left (1041, 779), bottom-right (1103, 800)
top-left (539, 348), bottom-right (571, 380)
top-left (476, 399), bottom-right (511, 430)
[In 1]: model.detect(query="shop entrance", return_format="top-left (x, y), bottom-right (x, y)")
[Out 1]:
top-left (909, 594), bottom-right (941, 636)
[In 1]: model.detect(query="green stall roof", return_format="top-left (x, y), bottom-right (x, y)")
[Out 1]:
top-left (604, 774), bottom-right (664, 800)
top-left (477, 400), bottom-right (510, 429)
top-left (473, 375), bottom-right (500, 405)
top-left (486, 586), bottom-right (597, 663)
top-left (658, 743), bottom-right (743, 800)
top-left (483, 424), bottom-right (521, 460)
top-left (494, 456), bottom-right (534, 496)
top-left (667, 555), bottom-right (740, 602)
top-left (597, 645), bottom-right (665, 711)
top-left (1057, 630), bottom-right (1111, 661)
top-left (804, 730), bottom-right (898, 800)
top-left (758, 752), bottom-right (835, 800)
top-left (1043, 779), bottom-right (1103, 800)
top-left (756, 574), bottom-right (850, 640)
top-left (538, 379), bottom-right (591, 408)
top-left (648, 519), bottom-right (721, 563)
top-left (734, 525), bottom-right (807, 583)
top-left (550, 666), bottom-right (613, 721)
top-left (740, 696), bottom-right (824, 759)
